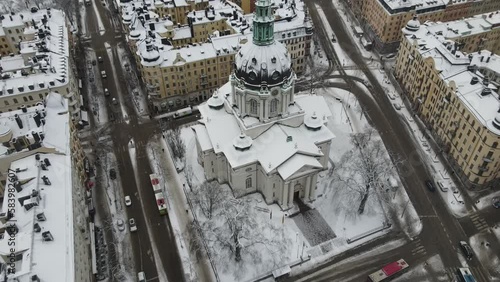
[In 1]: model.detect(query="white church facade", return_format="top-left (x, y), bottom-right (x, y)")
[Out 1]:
top-left (192, 0), bottom-right (334, 210)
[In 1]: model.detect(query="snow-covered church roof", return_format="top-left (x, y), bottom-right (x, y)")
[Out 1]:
top-left (193, 83), bottom-right (334, 179)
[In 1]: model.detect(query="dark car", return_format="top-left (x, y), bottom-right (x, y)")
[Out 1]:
top-left (109, 168), bottom-right (116, 180)
top-left (492, 197), bottom-right (500, 209)
top-left (459, 241), bottom-right (473, 260)
top-left (109, 113), bottom-right (115, 122)
top-left (425, 180), bottom-right (436, 192)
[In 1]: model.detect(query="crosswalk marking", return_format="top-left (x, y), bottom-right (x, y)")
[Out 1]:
top-left (470, 212), bottom-right (489, 232)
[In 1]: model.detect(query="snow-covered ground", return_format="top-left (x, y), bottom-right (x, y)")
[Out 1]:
top-left (104, 42), bottom-right (130, 124)
top-left (95, 142), bottom-right (136, 281)
top-left (116, 43), bottom-right (150, 120)
top-left (91, 0), bottom-right (106, 36)
top-left (84, 48), bottom-right (109, 125)
top-left (469, 233), bottom-right (500, 281)
top-left (157, 86), bottom-right (421, 281)
top-left (393, 254), bottom-right (448, 282)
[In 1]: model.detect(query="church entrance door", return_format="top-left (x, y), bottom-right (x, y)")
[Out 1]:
top-left (294, 190), bottom-right (300, 201)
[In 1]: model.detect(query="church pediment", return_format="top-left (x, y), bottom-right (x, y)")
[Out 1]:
top-left (277, 154), bottom-right (322, 181)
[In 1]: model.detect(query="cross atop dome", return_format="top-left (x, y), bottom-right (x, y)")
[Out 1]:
top-left (253, 0), bottom-right (275, 46)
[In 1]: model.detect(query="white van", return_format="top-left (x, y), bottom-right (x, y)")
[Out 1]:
top-left (138, 271), bottom-right (146, 282)
top-left (437, 181), bottom-right (449, 192)
top-left (101, 70), bottom-right (107, 78)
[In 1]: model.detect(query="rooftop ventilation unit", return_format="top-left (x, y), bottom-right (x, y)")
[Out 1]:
top-left (31, 275), bottom-right (40, 282)
top-left (480, 88), bottom-right (492, 96)
top-left (42, 231), bottom-right (53, 241)
top-left (6, 223), bottom-right (18, 236)
top-left (36, 212), bottom-right (46, 221)
top-left (470, 77), bottom-right (479, 85)
top-left (41, 175), bottom-right (51, 185)
top-left (34, 223), bottom-right (41, 233)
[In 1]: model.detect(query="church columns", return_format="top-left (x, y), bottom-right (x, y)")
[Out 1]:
top-left (288, 183), bottom-right (294, 207)
top-left (240, 93), bottom-right (245, 116)
top-left (305, 175), bottom-right (311, 201)
top-left (259, 100), bottom-right (264, 120)
top-left (310, 175), bottom-right (317, 200)
top-left (263, 99), bottom-right (269, 120)
top-left (281, 93), bottom-right (288, 113)
top-left (282, 182), bottom-right (289, 208)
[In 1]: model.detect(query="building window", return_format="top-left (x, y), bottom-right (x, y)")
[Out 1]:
top-left (245, 177), bottom-right (252, 189)
top-left (270, 98), bottom-right (278, 114)
top-left (250, 99), bottom-right (257, 114)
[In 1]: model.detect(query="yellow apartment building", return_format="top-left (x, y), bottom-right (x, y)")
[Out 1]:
top-left (353, 0), bottom-right (500, 53)
top-left (395, 18), bottom-right (500, 189)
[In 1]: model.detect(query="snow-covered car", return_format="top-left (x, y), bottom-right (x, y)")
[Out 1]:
top-left (101, 70), bottom-right (107, 78)
top-left (112, 98), bottom-right (118, 105)
top-left (109, 168), bottom-right (116, 180)
top-left (117, 219), bottom-right (125, 231)
top-left (124, 196), bottom-right (131, 207)
top-left (98, 56), bottom-right (103, 63)
top-left (129, 218), bottom-right (137, 232)
top-left (104, 88), bottom-right (109, 96)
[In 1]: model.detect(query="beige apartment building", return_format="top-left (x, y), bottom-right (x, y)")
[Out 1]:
top-left (0, 9), bottom-right (81, 118)
top-left (122, 0), bottom-right (312, 111)
top-left (353, 0), bottom-right (500, 53)
top-left (395, 19), bottom-right (500, 189)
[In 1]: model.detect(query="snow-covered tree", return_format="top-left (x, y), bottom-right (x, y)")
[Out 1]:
top-left (185, 164), bottom-right (194, 190)
top-left (331, 126), bottom-right (397, 215)
top-left (190, 181), bottom-right (225, 220)
top-left (165, 127), bottom-right (186, 161)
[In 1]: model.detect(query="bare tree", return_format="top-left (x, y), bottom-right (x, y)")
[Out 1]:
top-left (165, 127), bottom-right (186, 161)
top-left (185, 164), bottom-right (194, 189)
top-left (190, 181), bottom-right (226, 220)
top-left (331, 127), bottom-right (397, 215)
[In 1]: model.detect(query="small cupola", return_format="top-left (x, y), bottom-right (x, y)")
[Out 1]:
top-left (304, 112), bottom-right (323, 130)
top-left (233, 133), bottom-right (252, 151)
top-left (207, 91), bottom-right (224, 109)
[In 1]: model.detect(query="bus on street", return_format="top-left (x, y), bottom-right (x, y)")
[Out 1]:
top-left (150, 174), bottom-right (167, 215)
top-left (367, 259), bottom-right (409, 282)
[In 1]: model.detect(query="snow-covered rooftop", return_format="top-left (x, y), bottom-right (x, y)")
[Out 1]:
top-left (425, 11), bottom-right (500, 40)
top-left (0, 9), bottom-right (70, 98)
top-left (123, 0), bottom-right (309, 67)
top-left (195, 82), bottom-right (334, 177)
top-left (0, 93), bottom-right (69, 157)
top-left (0, 93), bottom-right (74, 282)
top-left (379, 0), bottom-right (446, 14)
top-left (402, 19), bottom-right (500, 136)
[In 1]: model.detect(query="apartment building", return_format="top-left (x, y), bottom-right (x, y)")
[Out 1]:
top-left (395, 18), bottom-right (500, 189)
top-left (425, 11), bottom-right (500, 55)
top-left (0, 8), bottom-right (80, 118)
top-left (121, 0), bottom-right (312, 112)
top-left (353, 0), bottom-right (500, 53)
top-left (0, 94), bottom-right (91, 281)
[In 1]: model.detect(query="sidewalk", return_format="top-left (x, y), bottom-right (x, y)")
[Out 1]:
top-left (150, 136), bottom-right (217, 282)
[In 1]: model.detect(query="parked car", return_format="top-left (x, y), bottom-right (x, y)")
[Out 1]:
top-left (92, 59), bottom-right (96, 65)
top-left (124, 196), bottom-right (131, 207)
top-left (425, 180), bottom-right (436, 192)
top-left (104, 88), bottom-right (109, 96)
top-left (109, 113), bottom-right (115, 122)
top-left (138, 272), bottom-right (146, 282)
top-left (98, 56), bottom-right (103, 63)
top-left (101, 70), bottom-right (107, 78)
top-left (129, 218), bottom-right (137, 232)
top-left (437, 181), bottom-right (449, 192)
top-left (117, 219), bottom-right (125, 231)
top-left (109, 168), bottom-right (116, 180)
top-left (112, 98), bottom-right (118, 105)
top-left (459, 241), bottom-right (473, 260)
top-left (492, 197), bottom-right (500, 209)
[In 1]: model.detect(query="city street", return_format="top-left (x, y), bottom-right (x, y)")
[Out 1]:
top-left (77, 0), bottom-right (186, 281)
top-left (291, 0), bottom-right (500, 281)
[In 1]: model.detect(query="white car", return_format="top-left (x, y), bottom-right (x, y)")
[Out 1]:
top-left (129, 218), bottom-right (137, 232)
top-left (101, 70), bottom-right (107, 78)
top-left (124, 196), bottom-right (131, 207)
top-left (104, 88), bottom-right (109, 96)
top-left (112, 97), bottom-right (118, 105)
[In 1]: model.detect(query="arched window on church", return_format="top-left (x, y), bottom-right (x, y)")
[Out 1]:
top-left (250, 99), bottom-right (258, 115)
top-left (270, 99), bottom-right (278, 114)
top-left (246, 177), bottom-right (252, 189)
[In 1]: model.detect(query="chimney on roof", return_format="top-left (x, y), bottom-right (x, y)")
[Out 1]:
top-left (487, 56), bottom-right (491, 63)
top-left (9, 15), bottom-right (12, 21)
top-left (483, 77), bottom-right (489, 86)
top-left (42, 231), bottom-right (54, 241)
top-left (14, 114), bottom-right (23, 129)
top-left (480, 56), bottom-right (484, 62)
top-left (470, 77), bottom-right (479, 85)
top-left (31, 275), bottom-right (40, 282)
top-left (21, 105), bottom-right (27, 113)
top-left (32, 131), bottom-right (40, 143)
